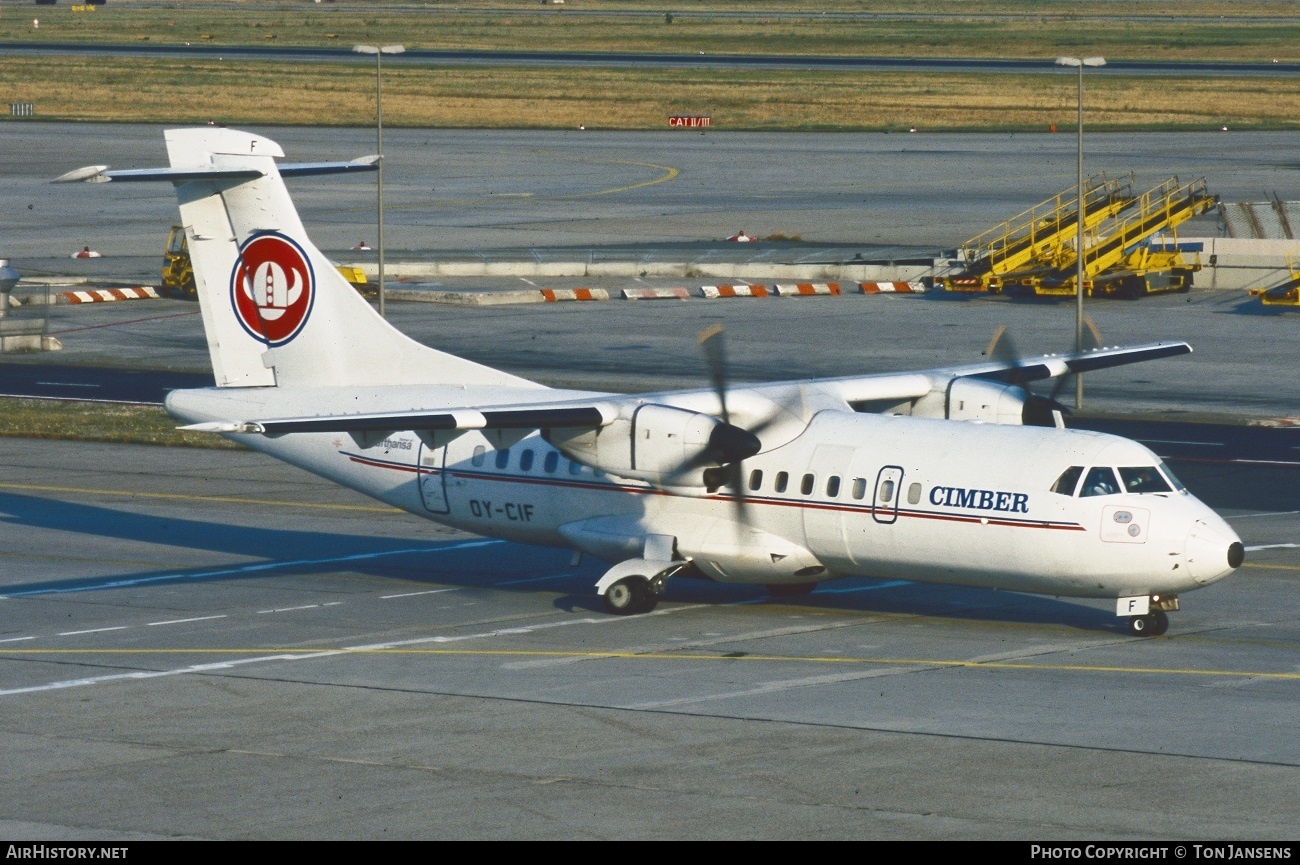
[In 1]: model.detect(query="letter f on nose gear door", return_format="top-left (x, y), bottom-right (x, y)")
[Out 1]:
top-left (873, 466), bottom-right (904, 525)
top-left (417, 440), bottom-right (450, 514)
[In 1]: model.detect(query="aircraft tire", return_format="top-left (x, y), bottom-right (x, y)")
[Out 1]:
top-left (1148, 610), bottom-right (1170, 636)
top-left (1128, 611), bottom-right (1169, 637)
top-left (604, 576), bottom-right (654, 615)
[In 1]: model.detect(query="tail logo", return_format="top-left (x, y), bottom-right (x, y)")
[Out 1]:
top-left (230, 233), bottom-right (315, 346)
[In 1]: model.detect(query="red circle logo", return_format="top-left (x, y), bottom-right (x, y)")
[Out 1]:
top-left (230, 233), bottom-right (315, 346)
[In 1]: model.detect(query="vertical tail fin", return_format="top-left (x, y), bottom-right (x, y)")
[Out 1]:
top-left (160, 127), bottom-right (536, 390)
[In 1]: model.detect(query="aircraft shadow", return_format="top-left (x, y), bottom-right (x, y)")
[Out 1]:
top-left (1, 491), bottom-right (1124, 633)
top-left (551, 573), bottom-right (1123, 635)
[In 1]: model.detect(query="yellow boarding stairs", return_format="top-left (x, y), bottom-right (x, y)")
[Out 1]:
top-left (162, 226), bottom-right (370, 300)
top-left (1021, 178), bottom-right (1217, 299)
top-left (943, 174), bottom-right (1133, 294)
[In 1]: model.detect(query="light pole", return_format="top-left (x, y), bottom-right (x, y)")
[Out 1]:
top-left (1056, 55), bottom-right (1105, 410)
top-left (354, 43), bottom-right (405, 318)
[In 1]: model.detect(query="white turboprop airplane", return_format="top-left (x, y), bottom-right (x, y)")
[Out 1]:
top-left (59, 128), bottom-right (1244, 636)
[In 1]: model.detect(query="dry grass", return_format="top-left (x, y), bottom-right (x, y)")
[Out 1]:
top-left (5, 55), bottom-right (1300, 131)
top-left (4, 0), bottom-right (1299, 62)
top-left (0, 397), bottom-right (242, 449)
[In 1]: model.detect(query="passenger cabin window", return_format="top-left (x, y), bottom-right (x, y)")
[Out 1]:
top-left (800, 473), bottom-right (815, 495)
top-left (519, 450), bottom-right (534, 472)
top-left (544, 451), bottom-right (559, 473)
top-left (774, 471), bottom-right (789, 493)
top-left (749, 469), bottom-right (763, 491)
top-left (879, 479), bottom-right (895, 504)
top-left (495, 449), bottom-right (510, 470)
top-left (569, 459), bottom-right (582, 476)
top-left (907, 482), bottom-right (922, 505)
top-left (1119, 466), bottom-right (1172, 494)
top-left (1051, 466), bottom-right (1084, 496)
top-left (1080, 466), bottom-right (1121, 497)
top-left (851, 478), bottom-right (867, 500)
top-left (826, 476), bottom-right (841, 497)
top-left (471, 445), bottom-right (486, 467)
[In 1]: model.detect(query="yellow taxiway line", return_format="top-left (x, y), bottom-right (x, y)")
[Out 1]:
top-left (4, 647), bottom-right (1297, 680)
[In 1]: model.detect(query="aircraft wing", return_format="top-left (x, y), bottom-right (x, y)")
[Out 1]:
top-left (180, 341), bottom-right (1191, 437)
top-left (816, 341), bottom-right (1191, 404)
top-left (181, 401), bottom-right (614, 436)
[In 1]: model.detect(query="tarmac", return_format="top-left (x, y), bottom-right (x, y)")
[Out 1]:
top-left (0, 125), bottom-right (1296, 840)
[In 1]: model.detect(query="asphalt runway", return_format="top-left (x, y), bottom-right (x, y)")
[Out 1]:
top-left (0, 438), bottom-right (1296, 840)
top-left (1, 126), bottom-right (1298, 839)
top-left (6, 42), bottom-right (1299, 77)
top-left (6, 123), bottom-right (1300, 264)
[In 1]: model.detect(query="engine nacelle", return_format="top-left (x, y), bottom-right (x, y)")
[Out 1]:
top-left (943, 377), bottom-right (1029, 424)
top-left (544, 403), bottom-right (759, 486)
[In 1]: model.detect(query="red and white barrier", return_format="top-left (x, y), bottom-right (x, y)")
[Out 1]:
top-left (60, 286), bottom-right (160, 304)
top-left (540, 288), bottom-right (609, 302)
top-left (859, 281), bottom-right (926, 294)
top-left (621, 287), bottom-right (691, 300)
top-left (773, 282), bottom-right (841, 297)
top-left (699, 284), bottom-right (770, 298)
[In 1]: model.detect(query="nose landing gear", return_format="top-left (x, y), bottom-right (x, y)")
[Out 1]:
top-left (1127, 609), bottom-right (1169, 636)
top-left (1118, 593), bottom-right (1178, 636)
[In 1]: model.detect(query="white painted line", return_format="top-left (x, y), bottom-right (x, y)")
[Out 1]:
top-left (147, 615), bottom-right (228, 627)
top-left (257, 604), bottom-right (322, 614)
top-left (1140, 439), bottom-right (1225, 447)
top-left (1229, 510), bottom-right (1300, 520)
top-left (496, 572), bottom-right (572, 586)
top-left (58, 626), bottom-right (129, 636)
top-left (0, 604), bottom-right (705, 697)
top-left (1245, 543), bottom-right (1299, 551)
top-left (0, 636), bottom-right (36, 644)
top-left (381, 588), bottom-right (460, 599)
top-left (813, 580), bottom-right (911, 595)
top-left (628, 667), bottom-right (916, 710)
top-left (0, 539), bottom-right (502, 598)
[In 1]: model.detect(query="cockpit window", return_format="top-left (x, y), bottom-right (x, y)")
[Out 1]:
top-left (1079, 466), bottom-right (1121, 497)
top-left (1051, 466), bottom-right (1083, 496)
top-left (1158, 461), bottom-right (1187, 492)
top-left (1119, 466), bottom-right (1173, 494)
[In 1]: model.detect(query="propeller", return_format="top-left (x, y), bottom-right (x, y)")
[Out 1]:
top-left (982, 318), bottom-right (1102, 426)
top-left (695, 323), bottom-right (794, 522)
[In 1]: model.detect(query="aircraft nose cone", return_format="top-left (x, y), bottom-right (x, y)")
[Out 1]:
top-left (1185, 520), bottom-right (1244, 585)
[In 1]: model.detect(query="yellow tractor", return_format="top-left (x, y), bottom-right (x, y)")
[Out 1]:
top-left (161, 226), bottom-right (371, 300)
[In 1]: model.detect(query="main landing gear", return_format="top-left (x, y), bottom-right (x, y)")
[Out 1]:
top-left (603, 575), bottom-right (659, 615)
top-left (597, 557), bottom-right (691, 616)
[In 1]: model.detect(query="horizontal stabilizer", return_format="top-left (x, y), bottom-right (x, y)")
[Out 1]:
top-left (52, 158), bottom-right (377, 185)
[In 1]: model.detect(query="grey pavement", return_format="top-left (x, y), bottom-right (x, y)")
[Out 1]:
top-left (0, 438), bottom-right (1295, 840)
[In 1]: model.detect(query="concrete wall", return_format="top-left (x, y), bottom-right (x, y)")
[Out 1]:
top-left (1184, 237), bottom-right (1300, 291)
